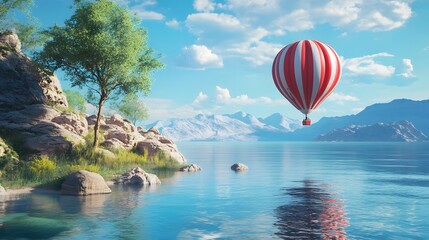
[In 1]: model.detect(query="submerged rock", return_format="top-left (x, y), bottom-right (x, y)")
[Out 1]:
top-left (61, 170), bottom-right (111, 196)
top-left (231, 163), bottom-right (249, 171)
top-left (115, 167), bottom-right (161, 186)
top-left (179, 164), bottom-right (202, 172)
top-left (0, 213), bottom-right (68, 239)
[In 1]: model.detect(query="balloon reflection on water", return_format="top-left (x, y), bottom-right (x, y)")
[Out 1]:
top-left (275, 180), bottom-right (349, 240)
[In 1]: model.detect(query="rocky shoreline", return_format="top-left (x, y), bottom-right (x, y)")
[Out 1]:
top-left (0, 32), bottom-right (190, 194)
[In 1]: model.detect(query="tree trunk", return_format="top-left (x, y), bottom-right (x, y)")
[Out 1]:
top-left (93, 97), bottom-right (105, 148)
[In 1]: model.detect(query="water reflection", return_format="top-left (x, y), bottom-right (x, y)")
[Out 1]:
top-left (275, 180), bottom-right (348, 240)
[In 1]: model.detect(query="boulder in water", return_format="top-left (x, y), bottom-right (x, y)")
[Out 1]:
top-left (231, 163), bottom-right (249, 171)
top-left (61, 170), bottom-right (111, 196)
top-left (115, 167), bottom-right (161, 186)
top-left (179, 164), bottom-right (202, 172)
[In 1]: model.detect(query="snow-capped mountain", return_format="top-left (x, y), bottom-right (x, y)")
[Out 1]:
top-left (316, 121), bottom-right (428, 142)
top-left (287, 99), bottom-right (429, 141)
top-left (146, 112), bottom-right (301, 141)
top-left (259, 113), bottom-right (302, 132)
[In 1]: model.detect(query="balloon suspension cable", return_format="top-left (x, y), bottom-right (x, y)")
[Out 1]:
top-left (305, 114), bottom-right (308, 120)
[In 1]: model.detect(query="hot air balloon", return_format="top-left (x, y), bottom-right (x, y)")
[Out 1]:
top-left (272, 40), bottom-right (341, 126)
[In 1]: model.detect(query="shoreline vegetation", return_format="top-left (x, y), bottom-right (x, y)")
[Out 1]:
top-left (0, 128), bottom-right (183, 192)
top-left (0, 0), bottom-right (181, 194)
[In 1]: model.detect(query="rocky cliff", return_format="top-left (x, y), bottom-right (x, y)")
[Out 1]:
top-left (0, 32), bottom-right (86, 156)
top-left (0, 32), bottom-right (186, 164)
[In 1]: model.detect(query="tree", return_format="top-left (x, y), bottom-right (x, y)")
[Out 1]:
top-left (36, 0), bottom-right (163, 147)
top-left (64, 89), bottom-right (87, 113)
top-left (114, 94), bottom-right (149, 126)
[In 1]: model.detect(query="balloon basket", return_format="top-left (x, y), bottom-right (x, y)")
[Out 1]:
top-left (302, 118), bottom-right (311, 126)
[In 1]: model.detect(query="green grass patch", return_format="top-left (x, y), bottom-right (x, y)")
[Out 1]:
top-left (0, 130), bottom-right (183, 189)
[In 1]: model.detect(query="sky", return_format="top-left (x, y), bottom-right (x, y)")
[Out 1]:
top-left (27, 0), bottom-right (429, 123)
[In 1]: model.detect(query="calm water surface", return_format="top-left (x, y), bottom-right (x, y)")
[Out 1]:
top-left (1, 142), bottom-right (428, 239)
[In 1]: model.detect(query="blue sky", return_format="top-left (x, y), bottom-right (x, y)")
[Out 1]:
top-left (29, 0), bottom-right (429, 123)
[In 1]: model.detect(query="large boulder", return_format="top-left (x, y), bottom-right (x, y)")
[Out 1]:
top-left (61, 170), bottom-right (111, 196)
top-left (0, 184), bottom-right (6, 195)
top-left (115, 167), bottom-right (161, 186)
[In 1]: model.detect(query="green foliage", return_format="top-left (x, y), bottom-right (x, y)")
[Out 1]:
top-left (113, 94), bottom-right (149, 125)
top-left (29, 156), bottom-right (56, 178)
top-left (0, 138), bottom-right (20, 176)
top-left (36, 0), bottom-right (164, 147)
top-left (64, 89), bottom-right (87, 113)
top-left (0, 0), bottom-right (33, 20)
top-left (0, 129), bottom-right (181, 188)
top-left (0, 0), bottom-right (47, 52)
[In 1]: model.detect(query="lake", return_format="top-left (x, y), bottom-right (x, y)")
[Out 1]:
top-left (1, 142), bottom-right (428, 239)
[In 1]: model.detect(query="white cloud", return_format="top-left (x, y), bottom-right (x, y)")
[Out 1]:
top-left (215, 86), bottom-right (286, 105)
top-left (342, 53), bottom-right (395, 77)
top-left (193, 91), bottom-right (209, 104)
top-left (398, 58), bottom-right (415, 78)
top-left (194, 0), bottom-right (215, 12)
top-left (177, 45), bottom-right (224, 70)
top-left (355, 1), bottom-right (412, 31)
top-left (227, 41), bottom-right (282, 66)
top-left (275, 9), bottom-right (314, 32)
top-left (184, 0), bottom-right (413, 66)
top-left (123, 0), bottom-right (165, 20)
top-left (165, 19), bottom-right (180, 29)
top-left (327, 92), bottom-right (359, 103)
top-left (145, 98), bottom-right (208, 122)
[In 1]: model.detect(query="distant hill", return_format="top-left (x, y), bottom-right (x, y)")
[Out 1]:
top-left (146, 112), bottom-right (302, 141)
top-left (146, 99), bottom-right (428, 142)
top-left (316, 121), bottom-right (428, 142)
top-left (286, 99), bottom-right (429, 141)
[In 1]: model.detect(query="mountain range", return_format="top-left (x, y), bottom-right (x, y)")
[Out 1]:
top-left (146, 111), bottom-right (302, 141)
top-left (146, 99), bottom-right (429, 142)
top-left (316, 121), bottom-right (428, 142)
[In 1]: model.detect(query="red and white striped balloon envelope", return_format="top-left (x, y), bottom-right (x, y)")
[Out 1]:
top-left (272, 40), bottom-right (341, 125)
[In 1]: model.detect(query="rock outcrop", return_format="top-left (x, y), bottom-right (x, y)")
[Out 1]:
top-left (0, 33), bottom-right (87, 157)
top-left (179, 164), bottom-right (202, 172)
top-left (0, 184), bottom-right (5, 194)
top-left (87, 114), bottom-right (187, 164)
top-left (115, 167), bottom-right (161, 186)
top-left (137, 127), bottom-right (187, 164)
top-left (61, 170), bottom-right (111, 195)
top-left (0, 32), bottom-right (67, 110)
top-left (231, 163), bottom-right (249, 171)
top-left (0, 33), bottom-right (187, 164)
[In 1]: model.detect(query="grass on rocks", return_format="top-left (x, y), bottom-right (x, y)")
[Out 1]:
top-left (0, 130), bottom-right (182, 189)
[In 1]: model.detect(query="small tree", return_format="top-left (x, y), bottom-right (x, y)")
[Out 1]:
top-left (64, 89), bottom-right (87, 113)
top-left (37, 0), bottom-right (163, 147)
top-left (114, 94), bottom-right (149, 126)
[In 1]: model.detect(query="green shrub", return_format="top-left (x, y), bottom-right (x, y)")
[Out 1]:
top-left (29, 156), bottom-right (56, 178)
